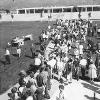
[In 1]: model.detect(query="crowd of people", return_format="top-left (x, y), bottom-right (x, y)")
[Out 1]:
top-left (41, 18), bottom-right (98, 81)
top-left (7, 18), bottom-right (100, 100)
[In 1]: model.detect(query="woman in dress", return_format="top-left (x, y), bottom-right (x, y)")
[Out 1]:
top-left (88, 60), bottom-right (97, 81)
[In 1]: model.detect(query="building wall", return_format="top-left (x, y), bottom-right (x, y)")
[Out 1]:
top-left (0, 11), bottom-right (100, 22)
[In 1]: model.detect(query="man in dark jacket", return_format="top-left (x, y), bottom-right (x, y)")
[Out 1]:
top-left (36, 67), bottom-right (44, 87)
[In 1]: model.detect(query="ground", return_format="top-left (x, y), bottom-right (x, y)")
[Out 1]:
top-left (50, 79), bottom-right (100, 100)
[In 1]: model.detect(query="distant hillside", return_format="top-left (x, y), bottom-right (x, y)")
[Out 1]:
top-left (0, 0), bottom-right (100, 10)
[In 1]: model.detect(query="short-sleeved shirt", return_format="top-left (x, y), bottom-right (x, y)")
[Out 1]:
top-left (18, 86), bottom-right (25, 93)
top-left (5, 49), bottom-right (10, 55)
top-left (31, 85), bottom-right (37, 94)
top-left (41, 71), bottom-right (48, 84)
top-left (47, 58), bottom-right (56, 68)
top-left (35, 58), bottom-right (41, 66)
top-left (80, 59), bottom-right (87, 67)
top-left (17, 48), bottom-right (21, 54)
top-left (26, 96), bottom-right (33, 100)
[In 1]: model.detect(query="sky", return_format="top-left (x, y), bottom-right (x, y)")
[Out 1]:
top-left (0, 0), bottom-right (100, 10)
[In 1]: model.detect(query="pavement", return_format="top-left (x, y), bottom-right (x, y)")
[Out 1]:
top-left (50, 79), bottom-right (100, 100)
top-left (0, 78), bottom-right (100, 100)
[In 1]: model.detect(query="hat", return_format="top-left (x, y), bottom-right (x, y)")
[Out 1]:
top-left (30, 72), bottom-right (34, 78)
top-left (11, 87), bottom-right (17, 93)
top-left (19, 70), bottom-right (27, 77)
top-left (26, 81), bottom-right (32, 88)
top-left (59, 85), bottom-right (64, 90)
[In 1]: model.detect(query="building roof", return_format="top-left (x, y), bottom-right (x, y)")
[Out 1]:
top-left (0, 0), bottom-right (100, 10)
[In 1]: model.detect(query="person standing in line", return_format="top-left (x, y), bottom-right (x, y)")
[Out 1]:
top-left (5, 48), bottom-right (11, 64)
top-left (36, 67), bottom-right (44, 88)
top-left (80, 57), bottom-right (87, 79)
top-left (57, 59), bottom-right (64, 81)
top-left (17, 47), bottom-right (21, 58)
top-left (30, 43), bottom-right (35, 58)
top-left (88, 60), bottom-right (97, 81)
top-left (47, 57), bottom-right (57, 79)
top-left (79, 43), bottom-right (83, 57)
top-left (46, 64), bottom-right (51, 90)
top-left (56, 85), bottom-right (65, 100)
top-left (67, 59), bottom-right (73, 83)
top-left (34, 55), bottom-right (42, 71)
top-left (41, 66), bottom-right (50, 99)
top-left (74, 58), bottom-right (80, 81)
top-left (35, 67), bottom-right (45, 100)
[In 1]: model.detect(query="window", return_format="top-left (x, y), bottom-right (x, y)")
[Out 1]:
top-left (87, 7), bottom-right (92, 11)
top-left (43, 9), bottom-right (52, 13)
top-left (82, 7), bottom-right (86, 12)
top-left (78, 7), bottom-right (86, 12)
top-left (53, 8), bottom-right (62, 13)
top-left (72, 7), bottom-right (78, 12)
top-left (26, 9), bottom-right (30, 14)
top-left (44, 9), bottom-right (48, 13)
top-left (93, 6), bottom-right (100, 11)
top-left (18, 10), bottom-right (25, 14)
top-left (63, 8), bottom-right (71, 12)
top-left (30, 9), bottom-right (34, 13)
top-left (26, 9), bottom-right (34, 14)
top-left (35, 9), bottom-right (43, 13)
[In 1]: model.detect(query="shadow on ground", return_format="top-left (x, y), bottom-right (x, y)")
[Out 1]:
top-left (0, 60), bottom-right (6, 65)
top-left (81, 82), bottom-right (100, 95)
top-left (88, 81), bottom-right (100, 88)
top-left (84, 95), bottom-right (100, 100)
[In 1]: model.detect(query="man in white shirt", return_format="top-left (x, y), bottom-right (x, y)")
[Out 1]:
top-left (79, 44), bottom-right (83, 55)
top-left (74, 48), bottom-right (79, 59)
top-left (17, 47), bottom-right (21, 58)
top-left (26, 96), bottom-right (33, 100)
top-left (34, 56), bottom-right (42, 70)
top-left (42, 32), bottom-right (47, 41)
top-left (34, 57), bottom-right (41, 66)
top-left (47, 57), bottom-right (56, 78)
top-left (57, 60), bottom-right (64, 80)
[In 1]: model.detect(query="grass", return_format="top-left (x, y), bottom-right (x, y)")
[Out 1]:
top-left (0, 21), bottom-right (54, 94)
